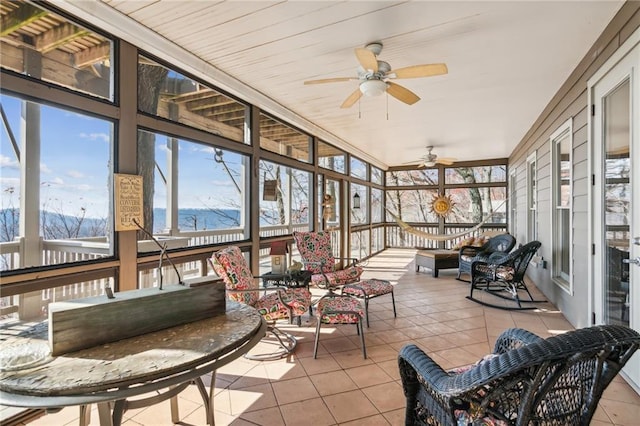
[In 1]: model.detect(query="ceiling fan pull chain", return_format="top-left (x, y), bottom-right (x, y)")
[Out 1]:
top-left (358, 97), bottom-right (361, 119)
top-left (386, 92), bottom-right (389, 120)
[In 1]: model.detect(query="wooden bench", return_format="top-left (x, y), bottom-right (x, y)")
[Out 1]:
top-left (415, 249), bottom-right (459, 278)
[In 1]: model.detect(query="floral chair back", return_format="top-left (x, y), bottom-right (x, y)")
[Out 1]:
top-left (293, 231), bottom-right (336, 274)
top-left (211, 246), bottom-right (259, 306)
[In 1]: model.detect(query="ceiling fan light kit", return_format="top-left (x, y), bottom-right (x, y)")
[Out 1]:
top-left (360, 79), bottom-right (387, 97)
top-left (304, 41), bottom-right (448, 109)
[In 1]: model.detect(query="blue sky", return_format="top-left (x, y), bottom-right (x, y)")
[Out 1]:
top-left (1, 94), bottom-right (280, 220)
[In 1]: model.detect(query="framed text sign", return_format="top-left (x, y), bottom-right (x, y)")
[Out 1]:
top-left (114, 174), bottom-right (144, 231)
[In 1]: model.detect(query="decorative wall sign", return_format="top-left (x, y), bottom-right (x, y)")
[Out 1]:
top-left (114, 174), bottom-right (144, 231)
top-left (430, 192), bottom-right (455, 217)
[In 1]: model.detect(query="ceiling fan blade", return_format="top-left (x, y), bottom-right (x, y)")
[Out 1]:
top-left (304, 77), bottom-right (357, 85)
top-left (340, 88), bottom-right (363, 109)
top-left (355, 47), bottom-right (378, 72)
top-left (389, 63), bottom-right (448, 79)
top-left (386, 82), bottom-right (420, 105)
top-left (436, 158), bottom-right (456, 166)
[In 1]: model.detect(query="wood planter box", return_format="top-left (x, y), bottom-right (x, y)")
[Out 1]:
top-left (48, 277), bottom-right (225, 356)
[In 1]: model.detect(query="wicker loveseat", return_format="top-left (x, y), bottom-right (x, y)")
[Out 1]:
top-left (398, 325), bottom-right (640, 426)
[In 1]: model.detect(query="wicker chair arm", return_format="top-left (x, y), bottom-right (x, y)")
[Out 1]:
top-left (399, 344), bottom-right (452, 393)
top-left (493, 328), bottom-right (543, 354)
top-left (459, 245), bottom-right (481, 258)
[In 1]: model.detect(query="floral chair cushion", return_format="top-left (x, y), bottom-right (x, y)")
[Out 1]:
top-left (473, 264), bottom-right (515, 282)
top-left (213, 246), bottom-right (312, 322)
top-left (447, 354), bottom-right (509, 426)
top-left (255, 289), bottom-right (311, 321)
top-left (293, 231), bottom-right (363, 287)
top-left (212, 246), bottom-right (259, 306)
top-left (342, 278), bottom-right (393, 297)
top-left (317, 296), bottom-right (364, 324)
top-left (293, 231), bottom-right (335, 274)
top-left (309, 266), bottom-right (364, 287)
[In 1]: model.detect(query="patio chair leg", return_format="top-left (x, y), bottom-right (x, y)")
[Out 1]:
top-left (313, 318), bottom-right (322, 359)
top-left (391, 290), bottom-right (397, 318)
top-left (359, 318), bottom-right (367, 359)
top-left (364, 297), bottom-right (370, 327)
top-left (245, 325), bottom-right (298, 361)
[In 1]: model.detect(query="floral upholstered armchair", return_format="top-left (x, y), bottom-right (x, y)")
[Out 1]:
top-left (210, 245), bottom-right (311, 360)
top-left (399, 325), bottom-right (640, 426)
top-left (293, 231), bottom-right (363, 288)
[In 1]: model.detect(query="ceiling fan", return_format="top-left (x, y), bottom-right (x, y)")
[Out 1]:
top-left (406, 146), bottom-right (457, 168)
top-left (304, 42), bottom-right (448, 108)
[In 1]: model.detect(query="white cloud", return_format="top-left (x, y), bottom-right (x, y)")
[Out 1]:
top-left (67, 170), bottom-right (85, 179)
top-left (0, 155), bottom-right (19, 169)
top-left (79, 132), bottom-right (110, 143)
top-left (40, 163), bottom-right (52, 173)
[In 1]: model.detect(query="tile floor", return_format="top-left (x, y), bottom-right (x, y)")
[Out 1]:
top-left (29, 249), bottom-right (640, 425)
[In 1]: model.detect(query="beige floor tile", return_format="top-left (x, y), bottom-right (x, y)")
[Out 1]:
top-left (228, 383), bottom-right (278, 414)
top-left (238, 406), bottom-right (285, 426)
top-left (271, 376), bottom-right (320, 405)
top-left (263, 359), bottom-right (308, 381)
top-left (332, 349), bottom-right (374, 369)
top-left (298, 353), bottom-right (342, 375)
top-left (599, 398), bottom-right (640, 425)
top-left (345, 364), bottom-right (394, 388)
top-left (279, 397), bottom-right (336, 426)
top-left (361, 381), bottom-right (405, 412)
top-left (15, 249), bottom-right (639, 426)
top-left (309, 369), bottom-right (358, 396)
top-left (376, 359), bottom-right (402, 381)
top-left (361, 343), bottom-right (398, 362)
top-left (323, 390), bottom-right (378, 423)
top-left (321, 335), bottom-right (360, 353)
top-left (339, 414), bottom-right (391, 425)
top-left (382, 408), bottom-right (406, 425)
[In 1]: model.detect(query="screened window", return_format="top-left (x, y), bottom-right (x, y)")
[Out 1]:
top-left (445, 187), bottom-right (507, 224)
top-left (551, 119), bottom-right (572, 290)
top-left (371, 188), bottom-right (383, 223)
top-left (351, 183), bottom-right (368, 225)
top-left (1, 94), bottom-right (113, 271)
top-left (527, 153), bottom-right (537, 241)
top-left (137, 129), bottom-right (247, 251)
top-left (259, 160), bottom-right (311, 237)
top-left (386, 189), bottom-right (439, 222)
top-left (259, 114), bottom-right (310, 162)
top-left (0, 2), bottom-right (114, 101)
top-left (138, 56), bottom-right (247, 144)
top-left (350, 157), bottom-right (368, 180)
top-left (509, 170), bottom-right (518, 236)
top-left (371, 166), bottom-right (383, 185)
top-left (318, 141), bottom-right (345, 173)
top-left (445, 165), bottom-right (506, 184)
top-left (385, 169), bottom-right (438, 187)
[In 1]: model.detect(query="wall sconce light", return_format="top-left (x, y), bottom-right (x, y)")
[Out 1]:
top-left (352, 192), bottom-right (361, 209)
top-left (270, 241), bottom-right (288, 274)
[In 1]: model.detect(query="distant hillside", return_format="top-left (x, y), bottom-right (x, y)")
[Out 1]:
top-left (0, 208), bottom-right (241, 241)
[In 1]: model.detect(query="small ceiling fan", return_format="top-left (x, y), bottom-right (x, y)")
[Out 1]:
top-left (405, 146), bottom-right (457, 168)
top-left (304, 42), bottom-right (448, 108)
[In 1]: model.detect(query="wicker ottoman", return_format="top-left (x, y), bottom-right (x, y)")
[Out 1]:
top-left (415, 249), bottom-right (459, 278)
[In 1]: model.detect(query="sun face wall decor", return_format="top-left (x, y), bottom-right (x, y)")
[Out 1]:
top-left (430, 193), bottom-right (455, 218)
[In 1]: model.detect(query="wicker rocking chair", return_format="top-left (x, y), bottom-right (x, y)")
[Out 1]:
top-left (457, 233), bottom-right (516, 282)
top-left (399, 325), bottom-right (640, 425)
top-left (468, 240), bottom-right (543, 310)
